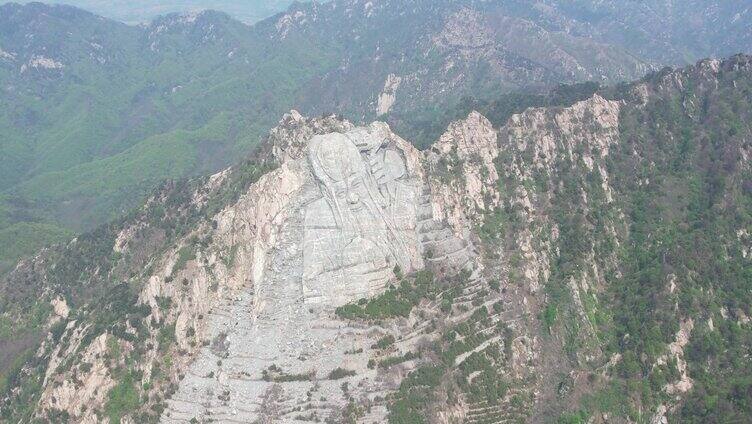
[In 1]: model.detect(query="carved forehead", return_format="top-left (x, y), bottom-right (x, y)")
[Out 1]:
top-left (308, 133), bottom-right (365, 182)
top-left (346, 128), bottom-right (381, 149)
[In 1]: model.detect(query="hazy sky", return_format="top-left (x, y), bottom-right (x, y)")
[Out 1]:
top-left (19, 1), bottom-right (296, 24)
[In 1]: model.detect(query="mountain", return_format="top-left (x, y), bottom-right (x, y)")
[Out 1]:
top-left (0, 0), bottom-right (750, 272)
top-left (16, 1), bottom-right (295, 24)
top-left (2, 55), bottom-right (751, 423)
top-left (0, 2), bottom-right (338, 270)
top-left (275, 0), bottom-right (752, 141)
top-left (534, 0), bottom-right (752, 64)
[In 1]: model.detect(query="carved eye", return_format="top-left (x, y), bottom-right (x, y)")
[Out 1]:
top-left (348, 177), bottom-right (363, 190)
top-left (333, 184), bottom-right (349, 198)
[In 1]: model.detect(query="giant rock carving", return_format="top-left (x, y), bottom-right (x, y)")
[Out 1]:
top-left (162, 125), bottom-right (430, 423)
top-left (302, 128), bottom-right (421, 306)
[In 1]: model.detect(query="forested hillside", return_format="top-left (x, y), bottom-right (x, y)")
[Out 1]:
top-left (17, 0), bottom-right (294, 24)
top-left (0, 2), bottom-right (339, 270)
top-left (1, 0), bottom-right (750, 272)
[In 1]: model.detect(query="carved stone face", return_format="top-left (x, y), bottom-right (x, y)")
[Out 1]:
top-left (308, 133), bottom-right (369, 210)
top-left (310, 133), bottom-right (364, 184)
top-left (302, 131), bottom-right (420, 306)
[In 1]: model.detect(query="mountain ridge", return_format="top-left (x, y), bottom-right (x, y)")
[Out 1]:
top-left (1, 0), bottom-right (750, 272)
top-left (13, 1), bottom-right (295, 25)
top-left (2, 54), bottom-right (751, 423)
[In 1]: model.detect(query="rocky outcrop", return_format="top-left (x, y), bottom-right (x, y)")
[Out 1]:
top-left (38, 334), bottom-right (114, 423)
top-left (6, 56), bottom-right (752, 424)
top-left (376, 74), bottom-right (402, 116)
top-left (19, 94), bottom-right (629, 423)
top-left (158, 115), bottom-right (466, 423)
top-left (428, 111), bottom-right (500, 236)
top-left (267, 110), bottom-right (355, 165)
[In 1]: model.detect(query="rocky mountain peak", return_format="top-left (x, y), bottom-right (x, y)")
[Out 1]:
top-left (146, 9), bottom-right (238, 45)
top-left (146, 110), bottom-right (495, 422)
top-left (4, 62), bottom-right (752, 420)
top-left (1, 0), bottom-right (751, 417)
top-left (266, 110), bottom-right (355, 164)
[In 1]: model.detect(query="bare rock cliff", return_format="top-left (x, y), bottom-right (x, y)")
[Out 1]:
top-left (10, 95), bottom-right (638, 423)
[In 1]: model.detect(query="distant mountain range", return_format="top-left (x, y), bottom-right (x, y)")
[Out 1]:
top-left (15, 0), bottom-right (295, 24)
top-left (0, 0), bottom-right (750, 271)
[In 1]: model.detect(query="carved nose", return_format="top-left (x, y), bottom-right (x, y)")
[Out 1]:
top-left (347, 192), bottom-right (360, 204)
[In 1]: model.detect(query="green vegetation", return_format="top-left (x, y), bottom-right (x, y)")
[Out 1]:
top-left (0, 2), bottom-right (338, 271)
top-left (335, 270), bottom-right (434, 320)
top-left (599, 61), bottom-right (752, 422)
top-left (512, 57), bottom-right (752, 420)
top-left (388, 365), bottom-right (445, 424)
top-left (0, 222), bottom-right (73, 273)
top-left (342, 400), bottom-right (366, 423)
top-left (173, 246), bottom-right (196, 272)
top-left (105, 371), bottom-right (141, 424)
top-left (557, 410), bottom-right (590, 424)
top-left (0, 348), bottom-right (35, 401)
top-left (542, 304), bottom-right (557, 335)
top-left (375, 335), bottom-right (396, 350)
top-left (261, 364), bottom-right (315, 383)
top-left (328, 367), bottom-right (356, 380)
top-left (378, 352), bottom-right (420, 369)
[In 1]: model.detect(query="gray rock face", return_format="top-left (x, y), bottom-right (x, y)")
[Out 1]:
top-left (162, 123), bottom-right (430, 423)
top-left (303, 130), bottom-right (423, 306)
top-left (20, 94), bottom-right (631, 423)
top-left (16, 108), bottom-right (488, 424)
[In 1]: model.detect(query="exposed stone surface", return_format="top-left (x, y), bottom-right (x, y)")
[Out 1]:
top-left (22, 96), bottom-right (627, 423)
top-left (661, 319), bottom-right (695, 395)
top-left (267, 111), bottom-right (355, 165)
top-left (38, 333), bottom-right (115, 423)
top-left (428, 111), bottom-right (499, 236)
top-left (20, 55), bottom-right (64, 73)
top-left (158, 120), bottom-right (447, 422)
top-left (50, 296), bottom-right (70, 320)
top-left (376, 74), bottom-right (401, 116)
